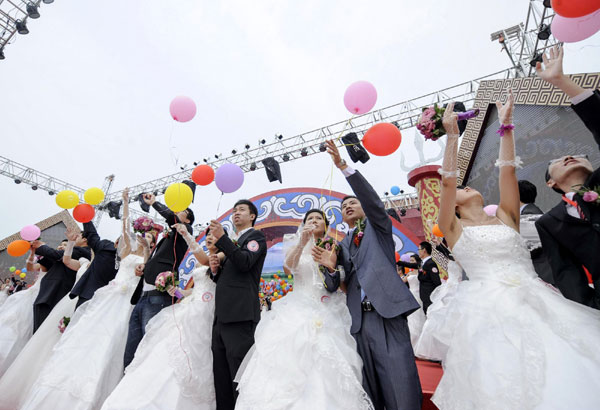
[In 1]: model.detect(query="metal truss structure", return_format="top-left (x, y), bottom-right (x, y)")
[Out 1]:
top-left (490, 0), bottom-right (559, 78)
top-left (0, 0), bottom-right (48, 57)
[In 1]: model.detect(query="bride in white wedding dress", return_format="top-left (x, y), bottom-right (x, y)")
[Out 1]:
top-left (235, 209), bottom-right (373, 410)
top-left (429, 95), bottom-right (600, 410)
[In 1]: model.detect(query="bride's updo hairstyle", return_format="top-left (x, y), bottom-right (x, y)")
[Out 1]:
top-left (302, 209), bottom-right (330, 228)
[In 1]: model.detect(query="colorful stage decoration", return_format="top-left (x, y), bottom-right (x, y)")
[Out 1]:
top-left (343, 80), bottom-right (377, 115)
top-left (362, 123), bottom-right (402, 156)
top-left (176, 187), bottom-right (421, 290)
top-left (169, 96), bottom-right (197, 123)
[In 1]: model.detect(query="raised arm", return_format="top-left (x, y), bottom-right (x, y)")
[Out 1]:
top-left (33, 242), bottom-right (64, 261)
top-left (144, 192), bottom-right (178, 226)
top-left (174, 223), bottom-right (209, 266)
top-left (437, 103), bottom-right (462, 248)
top-left (284, 226), bottom-right (314, 271)
top-left (120, 188), bottom-right (133, 258)
top-left (325, 140), bottom-right (391, 233)
top-left (62, 229), bottom-right (82, 271)
top-left (495, 90), bottom-right (520, 231)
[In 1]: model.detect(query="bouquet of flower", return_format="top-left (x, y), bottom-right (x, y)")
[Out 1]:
top-left (416, 104), bottom-right (480, 141)
top-left (133, 216), bottom-right (154, 233)
top-left (58, 316), bottom-right (70, 334)
top-left (155, 271), bottom-right (183, 299)
top-left (353, 219), bottom-right (366, 247)
top-left (315, 236), bottom-right (340, 253)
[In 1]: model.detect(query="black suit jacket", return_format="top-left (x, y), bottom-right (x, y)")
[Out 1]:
top-left (418, 257), bottom-right (441, 312)
top-left (213, 228), bottom-right (267, 324)
top-left (130, 202), bottom-right (193, 304)
top-left (536, 90), bottom-right (600, 309)
top-left (34, 245), bottom-right (91, 309)
top-left (521, 203), bottom-right (544, 215)
top-left (70, 222), bottom-right (118, 301)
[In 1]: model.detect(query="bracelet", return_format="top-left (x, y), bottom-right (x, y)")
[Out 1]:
top-left (437, 168), bottom-right (460, 178)
top-left (496, 124), bottom-right (515, 137)
top-left (495, 156), bottom-right (523, 169)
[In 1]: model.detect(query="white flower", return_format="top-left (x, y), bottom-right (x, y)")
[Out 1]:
top-left (313, 318), bottom-right (323, 329)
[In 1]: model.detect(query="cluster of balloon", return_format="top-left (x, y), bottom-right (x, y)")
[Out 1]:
top-left (55, 187), bottom-right (105, 223)
top-left (344, 81), bottom-right (402, 157)
top-left (551, 0), bottom-right (600, 43)
top-left (259, 272), bottom-right (294, 302)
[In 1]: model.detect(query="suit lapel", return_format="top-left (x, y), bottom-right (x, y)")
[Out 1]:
top-left (548, 201), bottom-right (589, 226)
top-left (236, 229), bottom-right (254, 246)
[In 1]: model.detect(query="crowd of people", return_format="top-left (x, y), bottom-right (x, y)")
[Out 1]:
top-left (0, 45), bottom-right (599, 410)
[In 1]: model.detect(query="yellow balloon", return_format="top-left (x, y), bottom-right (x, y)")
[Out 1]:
top-left (56, 190), bottom-right (79, 209)
top-left (20, 273), bottom-right (26, 279)
top-left (164, 183), bottom-right (193, 212)
top-left (84, 187), bottom-right (105, 205)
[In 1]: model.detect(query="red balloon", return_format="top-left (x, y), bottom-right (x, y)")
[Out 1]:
top-left (191, 165), bottom-right (215, 186)
top-left (362, 123), bottom-right (402, 156)
top-left (7, 240), bottom-right (31, 257)
top-left (552, 0), bottom-right (600, 18)
top-left (73, 204), bottom-right (95, 223)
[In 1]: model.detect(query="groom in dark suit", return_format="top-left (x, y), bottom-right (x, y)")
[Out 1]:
top-left (324, 140), bottom-right (422, 410)
top-left (123, 193), bottom-right (194, 367)
top-left (534, 46), bottom-right (600, 309)
top-left (417, 241), bottom-right (442, 314)
top-left (208, 200), bottom-right (267, 410)
top-left (31, 236), bottom-right (91, 333)
top-left (69, 221), bottom-right (119, 308)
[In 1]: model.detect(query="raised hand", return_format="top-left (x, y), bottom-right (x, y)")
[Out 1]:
top-left (143, 193), bottom-right (156, 206)
top-left (136, 234), bottom-right (149, 249)
top-left (496, 89), bottom-right (514, 125)
top-left (325, 140), bottom-right (346, 169)
top-left (535, 45), bottom-right (564, 85)
top-left (208, 220), bottom-right (225, 240)
top-left (122, 187), bottom-right (130, 202)
top-left (172, 223), bottom-right (190, 237)
top-left (31, 240), bottom-right (45, 250)
top-left (65, 227), bottom-right (80, 242)
top-left (300, 223), bottom-right (316, 245)
top-left (442, 102), bottom-right (460, 136)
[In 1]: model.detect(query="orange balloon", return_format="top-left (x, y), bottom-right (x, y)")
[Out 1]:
top-left (362, 123), bottom-right (402, 156)
top-left (73, 204), bottom-right (95, 223)
top-left (15, 270), bottom-right (21, 275)
top-left (552, 0), bottom-right (600, 18)
top-left (432, 224), bottom-right (444, 238)
top-left (191, 165), bottom-right (215, 186)
top-left (7, 240), bottom-right (31, 257)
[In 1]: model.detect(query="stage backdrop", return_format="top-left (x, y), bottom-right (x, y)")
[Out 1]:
top-left (178, 187), bottom-right (421, 289)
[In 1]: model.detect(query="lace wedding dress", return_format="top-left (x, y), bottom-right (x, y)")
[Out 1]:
top-left (0, 259), bottom-right (89, 409)
top-left (235, 234), bottom-right (373, 410)
top-left (20, 254), bottom-right (143, 410)
top-left (100, 266), bottom-right (216, 410)
top-left (428, 223), bottom-right (600, 410)
top-left (0, 271), bottom-right (46, 377)
top-left (406, 274), bottom-right (426, 349)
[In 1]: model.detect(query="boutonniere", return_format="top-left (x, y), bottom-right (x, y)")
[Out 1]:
top-left (232, 239), bottom-right (239, 247)
top-left (574, 185), bottom-right (600, 204)
top-left (353, 218), bottom-right (366, 247)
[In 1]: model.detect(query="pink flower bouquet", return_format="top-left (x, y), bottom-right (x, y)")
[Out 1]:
top-left (416, 104), bottom-right (479, 141)
top-left (155, 271), bottom-right (183, 299)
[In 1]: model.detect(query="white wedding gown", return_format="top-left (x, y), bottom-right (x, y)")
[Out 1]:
top-left (101, 266), bottom-right (216, 410)
top-left (406, 273), bottom-right (426, 350)
top-left (0, 272), bottom-right (46, 377)
top-left (0, 259), bottom-right (89, 409)
top-left (427, 224), bottom-right (600, 410)
top-left (235, 236), bottom-right (373, 410)
top-left (0, 287), bottom-right (9, 307)
top-left (20, 254), bottom-right (143, 410)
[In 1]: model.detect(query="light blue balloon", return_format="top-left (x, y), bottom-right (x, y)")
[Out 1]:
top-left (21, 268), bottom-right (27, 273)
top-left (390, 186), bottom-right (400, 195)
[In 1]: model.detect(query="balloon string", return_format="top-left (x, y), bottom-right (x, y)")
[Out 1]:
top-left (215, 192), bottom-right (224, 220)
top-left (168, 121), bottom-right (179, 169)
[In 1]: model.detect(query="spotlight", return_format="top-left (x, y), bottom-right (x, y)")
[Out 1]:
top-left (384, 192), bottom-right (389, 196)
top-left (214, 154), bottom-right (220, 159)
top-left (0, 48), bottom-right (5, 60)
top-left (542, 0), bottom-right (551, 7)
top-left (245, 144), bottom-right (250, 150)
top-left (537, 24), bottom-right (551, 40)
top-left (31, 185), bottom-right (38, 191)
top-left (16, 20), bottom-right (29, 35)
top-left (529, 52), bottom-right (544, 68)
top-left (43, 0), bottom-right (54, 3)
top-left (259, 139), bottom-right (266, 145)
top-left (282, 154), bottom-right (290, 162)
top-left (250, 162), bottom-right (257, 171)
top-left (203, 158), bottom-right (208, 163)
top-left (14, 179), bottom-right (21, 184)
top-left (180, 166), bottom-right (185, 170)
top-left (319, 143), bottom-right (327, 152)
top-left (48, 190), bottom-right (55, 195)
top-left (231, 149), bottom-right (237, 155)
top-left (400, 209), bottom-right (406, 217)
top-left (193, 161), bottom-right (198, 166)
top-left (300, 148), bottom-right (308, 157)
top-left (400, 189), bottom-right (404, 194)
top-left (27, 4), bottom-right (40, 19)
top-left (276, 134), bottom-right (283, 140)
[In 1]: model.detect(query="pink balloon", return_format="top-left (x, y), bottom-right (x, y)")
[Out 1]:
top-left (20, 225), bottom-right (41, 241)
top-left (343, 81), bottom-right (377, 115)
top-left (552, 9), bottom-right (600, 43)
top-left (483, 204), bottom-right (498, 217)
top-left (169, 96), bottom-right (197, 122)
top-left (215, 163), bottom-right (244, 193)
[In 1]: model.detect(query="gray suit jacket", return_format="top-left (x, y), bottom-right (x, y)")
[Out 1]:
top-left (335, 171), bottom-right (419, 334)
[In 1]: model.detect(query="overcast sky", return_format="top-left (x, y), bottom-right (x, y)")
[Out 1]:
top-left (1, 0), bottom-right (599, 241)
